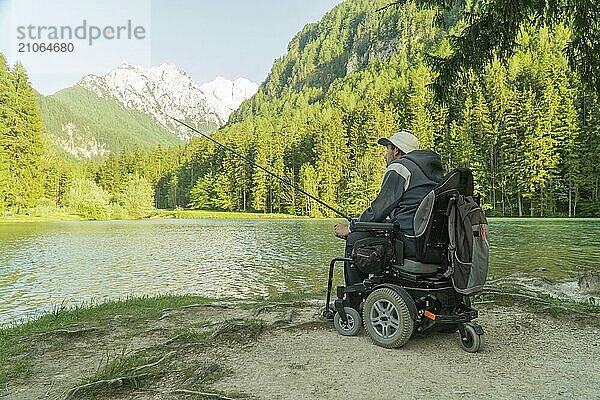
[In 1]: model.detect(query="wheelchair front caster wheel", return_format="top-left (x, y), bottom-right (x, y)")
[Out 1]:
top-left (334, 307), bottom-right (362, 336)
top-left (459, 322), bottom-right (485, 353)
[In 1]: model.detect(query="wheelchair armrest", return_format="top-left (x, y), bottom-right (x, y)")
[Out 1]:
top-left (352, 222), bottom-right (397, 232)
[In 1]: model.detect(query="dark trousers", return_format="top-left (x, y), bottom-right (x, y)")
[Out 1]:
top-left (343, 231), bottom-right (372, 309)
top-left (343, 231), bottom-right (417, 309)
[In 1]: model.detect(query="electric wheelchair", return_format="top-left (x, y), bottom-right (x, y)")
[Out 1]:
top-left (323, 168), bottom-right (485, 352)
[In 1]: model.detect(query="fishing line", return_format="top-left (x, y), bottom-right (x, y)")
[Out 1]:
top-left (171, 117), bottom-right (352, 222)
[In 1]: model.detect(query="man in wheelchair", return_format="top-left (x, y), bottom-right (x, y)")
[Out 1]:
top-left (328, 131), bottom-right (487, 352)
top-left (334, 131), bottom-right (443, 306)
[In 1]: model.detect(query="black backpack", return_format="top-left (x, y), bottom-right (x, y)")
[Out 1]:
top-left (446, 194), bottom-right (490, 294)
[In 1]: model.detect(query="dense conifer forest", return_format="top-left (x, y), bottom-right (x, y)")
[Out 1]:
top-left (1, 0), bottom-right (598, 219)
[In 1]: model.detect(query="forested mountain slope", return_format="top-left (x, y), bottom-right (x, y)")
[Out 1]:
top-left (37, 87), bottom-right (182, 160)
top-left (157, 0), bottom-right (598, 217)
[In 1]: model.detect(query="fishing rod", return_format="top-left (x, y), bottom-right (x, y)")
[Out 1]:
top-left (171, 117), bottom-right (353, 222)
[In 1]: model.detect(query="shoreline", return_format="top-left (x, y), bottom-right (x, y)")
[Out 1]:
top-left (0, 209), bottom-right (312, 224)
top-left (2, 209), bottom-right (600, 224)
top-left (1, 292), bottom-right (599, 399)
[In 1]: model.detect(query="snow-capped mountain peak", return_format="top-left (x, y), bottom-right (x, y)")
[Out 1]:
top-left (78, 64), bottom-right (258, 140)
top-left (199, 76), bottom-right (259, 124)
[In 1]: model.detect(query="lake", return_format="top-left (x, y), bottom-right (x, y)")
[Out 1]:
top-left (1, 218), bottom-right (599, 325)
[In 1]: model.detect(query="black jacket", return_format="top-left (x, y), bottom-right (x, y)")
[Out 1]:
top-left (358, 150), bottom-right (443, 235)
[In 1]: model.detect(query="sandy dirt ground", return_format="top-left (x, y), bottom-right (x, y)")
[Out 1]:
top-left (4, 301), bottom-right (600, 400)
top-left (213, 304), bottom-right (600, 400)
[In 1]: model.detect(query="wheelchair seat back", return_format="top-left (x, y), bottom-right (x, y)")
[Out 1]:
top-left (409, 168), bottom-right (474, 266)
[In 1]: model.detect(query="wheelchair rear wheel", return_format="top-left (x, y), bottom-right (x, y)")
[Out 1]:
top-left (334, 307), bottom-right (362, 336)
top-left (363, 288), bottom-right (414, 348)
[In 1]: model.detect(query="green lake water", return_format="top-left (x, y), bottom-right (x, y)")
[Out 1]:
top-left (1, 218), bottom-right (599, 325)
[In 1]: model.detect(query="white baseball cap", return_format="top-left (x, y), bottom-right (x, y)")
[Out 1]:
top-left (377, 131), bottom-right (420, 154)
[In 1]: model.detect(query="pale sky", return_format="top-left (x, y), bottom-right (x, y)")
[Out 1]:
top-left (0, 0), bottom-right (343, 95)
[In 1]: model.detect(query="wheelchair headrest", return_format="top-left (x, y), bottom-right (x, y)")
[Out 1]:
top-left (434, 168), bottom-right (474, 198)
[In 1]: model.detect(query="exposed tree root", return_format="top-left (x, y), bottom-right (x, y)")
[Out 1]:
top-left (169, 388), bottom-right (236, 399)
top-left (478, 289), bottom-right (598, 316)
top-left (253, 301), bottom-right (308, 315)
top-left (36, 327), bottom-right (98, 336)
top-left (203, 303), bottom-right (237, 309)
top-left (65, 350), bottom-right (177, 398)
top-left (162, 302), bottom-right (235, 314)
top-left (535, 305), bottom-right (593, 316)
top-left (159, 311), bottom-right (173, 320)
top-left (179, 342), bottom-right (209, 350)
top-left (182, 360), bottom-right (219, 387)
top-left (268, 309), bottom-right (294, 328)
top-left (478, 290), bottom-right (552, 304)
top-left (207, 319), bottom-right (265, 343)
top-left (160, 334), bottom-right (183, 346)
top-left (65, 374), bottom-right (151, 398)
top-left (126, 350), bottom-right (177, 374)
top-left (136, 388), bottom-right (237, 399)
top-left (209, 321), bottom-right (251, 341)
top-left (209, 323), bottom-right (236, 341)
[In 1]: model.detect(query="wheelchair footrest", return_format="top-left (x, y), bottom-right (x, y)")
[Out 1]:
top-left (334, 299), bottom-right (346, 322)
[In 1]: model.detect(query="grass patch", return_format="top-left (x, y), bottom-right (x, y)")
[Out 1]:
top-left (162, 327), bottom-right (211, 348)
top-left (7, 294), bottom-right (211, 332)
top-left (68, 349), bottom-right (168, 399)
top-left (86, 349), bottom-right (157, 383)
top-left (1, 208), bottom-right (309, 223)
top-left (0, 211), bottom-right (81, 223)
top-left (0, 334), bottom-right (32, 384)
top-left (241, 289), bottom-right (326, 311)
top-left (0, 294), bottom-right (210, 385)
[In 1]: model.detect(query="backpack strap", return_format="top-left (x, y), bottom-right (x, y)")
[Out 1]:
top-left (443, 195), bottom-right (458, 278)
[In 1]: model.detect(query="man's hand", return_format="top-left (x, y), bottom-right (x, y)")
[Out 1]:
top-left (334, 223), bottom-right (350, 239)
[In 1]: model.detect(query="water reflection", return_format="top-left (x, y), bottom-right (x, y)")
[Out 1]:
top-left (1, 218), bottom-right (599, 325)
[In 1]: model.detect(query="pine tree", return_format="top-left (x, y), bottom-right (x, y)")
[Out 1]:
top-left (314, 106), bottom-right (347, 216)
top-left (96, 153), bottom-right (122, 195)
top-left (529, 78), bottom-right (561, 216)
top-left (579, 97), bottom-right (600, 216)
top-left (501, 88), bottom-right (528, 216)
top-left (407, 64), bottom-right (435, 149)
top-left (0, 54), bottom-right (16, 211)
top-left (299, 163), bottom-right (321, 217)
top-left (5, 62), bottom-right (45, 210)
top-left (469, 84), bottom-right (494, 208)
top-left (251, 125), bottom-right (271, 213)
top-left (483, 60), bottom-right (510, 213)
